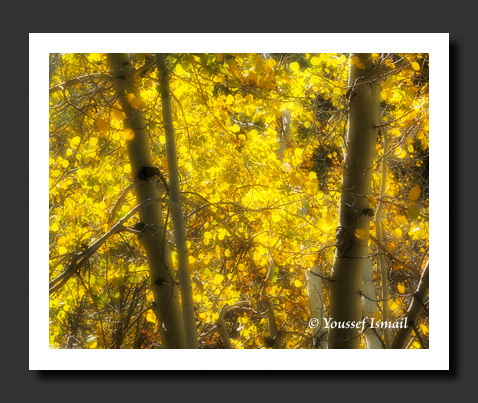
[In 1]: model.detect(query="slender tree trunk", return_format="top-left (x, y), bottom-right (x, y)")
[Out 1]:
top-left (305, 266), bottom-right (327, 348)
top-left (361, 256), bottom-right (383, 348)
top-left (391, 261), bottom-right (429, 349)
top-left (328, 54), bottom-right (381, 348)
top-left (156, 53), bottom-right (198, 348)
top-left (107, 53), bottom-right (186, 349)
top-left (375, 110), bottom-right (391, 348)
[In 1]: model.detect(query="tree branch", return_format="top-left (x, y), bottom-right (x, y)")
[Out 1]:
top-left (49, 72), bottom-right (115, 95)
top-left (391, 260), bottom-right (429, 349)
top-left (49, 197), bottom-right (173, 295)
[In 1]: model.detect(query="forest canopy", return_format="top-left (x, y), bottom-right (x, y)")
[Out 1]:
top-left (47, 52), bottom-right (430, 351)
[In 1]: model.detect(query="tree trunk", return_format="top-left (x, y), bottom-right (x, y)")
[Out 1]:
top-left (107, 53), bottom-right (186, 348)
top-left (156, 53), bottom-right (198, 348)
top-left (305, 266), bottom-right (327, 348)
top-left (361, 256), bottom-right (383, 348)
top-left (374, 109), bottom-right (392, 348)
top-left (328, 54), bottom-right (381, 348)
top-left (391, 261), bottom-right (429, 349)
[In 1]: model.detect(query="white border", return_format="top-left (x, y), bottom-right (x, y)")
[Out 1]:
top-left (31, 33), bottom-right (449, 370)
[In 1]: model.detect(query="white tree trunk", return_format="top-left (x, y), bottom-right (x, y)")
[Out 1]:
top-left (361, 256), bottom-right (383, 349)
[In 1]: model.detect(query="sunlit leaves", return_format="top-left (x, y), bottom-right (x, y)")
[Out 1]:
top-left (290, 62), bottom-right (300, 72)
top-left (408, 185), bottom-right (421, 201)
top-left (111, 105), bottom-right (124, 121)
top-left (406, 205), bottom-right (420, 220)
top-left (146, 310), bottom-right (156, 323)
top-left (121, 128), bottom-right (135, 141)
top-left (49, 53), bottom-right (429, 349)
top-left (354, 229), bottom-right (368, 240)
top-left (126, 93), bottom-right (146, 110)
top-left (411, 62), bottom-right (421, 71)
top-left (96, 117), bottom-right (109, 132)
top-left (70, 136), bottom-right (81, 147)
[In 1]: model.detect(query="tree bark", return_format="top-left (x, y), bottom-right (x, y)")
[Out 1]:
top-left (107, 53), bottom-right (186, 348)
top-left (156, 53), bottom-right (198, 348)
top-left (328, 54), bottom-right (381, 348)
top-left (374, 109), bottom-right (391, 348)
top-left (361, 256), bottom-right (383, 348)
top-left (306, 266), bottom-right (327, 348)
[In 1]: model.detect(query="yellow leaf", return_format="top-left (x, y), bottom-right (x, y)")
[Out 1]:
top-left (111, 106), bottom-right (124, 121)
top-left (393, 227), bottom-right (402, 237)
top-left (126, 93), bottom-right (146, 110)
top-left (290, 62), bottom-right (299, 72)
top-left (225, 249), bottom-right (231, 257)
top-left (397, 284), bottom-right (405, 294)
top-left (306, 182), bottom-right (318, 195)
top-left (49, 299), bottom-right (59, 309)
top-left (350, 56), bottom-right (359, 65)
top-left (411, 62), bottom-right (420, 71)
top-left (294, 279), bottom-right (302, 287)
top-left (214, 274), bottom-right (223, 284)
top-left (419, 323), bottom-right (428, 335)
top-left (356, 63), bottom-right (366, 69)
top-left (60, 160), bottom-right (69, 168)
top-left (232, 124), bottom-right (240, 133)
top-left (123, 164), bottom-right (131, 173)
top-left (406, 205), bottom-right (420, 220)
top-left (371, 311), bottom-right (381, 321)
top-left (354, 229), bottom-right (367, 240)
top-left (408, 185), bottom-right (421, 201)
top-left (70, 136), bottom-right (81, 147)
top-left (146, 310), bottom-right (156, 323)
top-left (89, 137), bottom-right (98, 147)
top-left (121, 129), bottom-right (135, 141)
top-left (88, 53), bottom-right (103, 62)
top-left (204, 231), bottom-right (212, 240)
top-left (96, 117), bottom-right (109, 132)
top-left (226, 94), bottom-right (234, 105)
top-left (204, 268), bottom-right (211, 276)
top-left (289, 174), bottom-right (301, 186)
top-left (310, 57), bottom-right (320, 66)
top-left (58, 246), bottom-right (67, 255)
